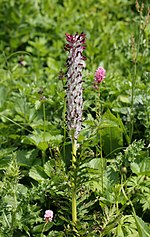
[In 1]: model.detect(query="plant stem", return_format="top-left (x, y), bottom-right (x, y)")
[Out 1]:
top-left (41, 223), bottom-right (47, 237)
top-left (42, 102), bottom-right (46, 166)
top-left (130, 13), bottom-right (142, 142)
top-left (130, 60), bottom-right (136, 143)
top-left (63, 95), bottom-right (67, 160)
top-left (42, 150), bottom-right (46, 166)
top-left (97, 86), bottom-right (104, 193)
top-left (43, 102), bottom-right (46, 136)
top-left (72, 138), bottom-right (77, 223)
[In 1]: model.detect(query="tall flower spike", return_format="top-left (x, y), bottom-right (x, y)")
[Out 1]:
top-left (65, 32), bottom-right (86, 140)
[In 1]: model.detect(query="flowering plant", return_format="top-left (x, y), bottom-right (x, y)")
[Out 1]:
top-left (94, 66), bottom-right (106, 84)
top-left (65, 32), bottom-right (86, 140)
top-left (64, 32), bottom-right (86, 224)
top-left (44, 210), bottom-right (53, 223)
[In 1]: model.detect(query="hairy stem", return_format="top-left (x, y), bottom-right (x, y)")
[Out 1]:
top-left (72, 139), bottom-right (77, 223)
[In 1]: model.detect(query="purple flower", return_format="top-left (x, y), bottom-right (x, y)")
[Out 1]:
top-left (64, 32), bottom-right (86, 140)
top-left (44, 210), bottom-right (53, 223)
top-left (94, 66), bottom-right (106, 84)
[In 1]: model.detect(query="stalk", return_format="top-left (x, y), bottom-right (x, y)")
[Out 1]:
top-left (130, 2), bottom-right (143, 142)
top-left (42, 101), bottom-right (46, 166)
top-left (94, 67), bottom-right (106, 193)
top-left (64, 32), bottom-right (86, 225)
top-left (43, 101), bottom-right (46, 136)
top-left (72, 138), bottom-right (77, 223)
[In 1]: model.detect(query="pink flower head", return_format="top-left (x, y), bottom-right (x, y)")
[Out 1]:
top-left (94, 66), bottom-right (106, 83)
top-left (44, 210), bottom-right (53, 223)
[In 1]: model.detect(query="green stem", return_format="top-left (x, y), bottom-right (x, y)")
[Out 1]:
top-left (130, 14), bottom-right (142, 142)
top-left (130, 61), bottom-right (136, 143)
top-left (43, 102), bottom-right (46, 136)
top-left (121, 184), bottom-right (135, 213)
top-left (42, 102), bottom-right (46, 166)
top-left (97, 85), bottom-right (104, 193)
top-left (72, 139), bottom-right (77, 223)
top-left (63, 96), bottom-right (67, 160)
top-left (41, 222), bottom-right (47, 237)
top-left (42, 150), bottom-right (46, 166)
top-left (101, 151), bottom-right (104, 194)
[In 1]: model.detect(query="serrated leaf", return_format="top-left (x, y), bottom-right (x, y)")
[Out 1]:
top-left (133, 213), bottom-right (150, 237)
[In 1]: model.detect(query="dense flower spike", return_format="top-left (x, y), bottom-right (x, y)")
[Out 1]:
top-left (44, 210), bottom-right (53, 223)
top-left (65, 32), bottom-right (86, 140)
top-left (94, 66), bottom-right (106, 83)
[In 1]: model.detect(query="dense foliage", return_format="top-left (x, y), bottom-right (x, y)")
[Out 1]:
top-left (0, 0), bottom-right (150, 236)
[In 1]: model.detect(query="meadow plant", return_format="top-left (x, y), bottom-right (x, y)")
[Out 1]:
top-left (94, 66), bottom-right (106, 84)
top-left (65, 32), bottom-right (86, 141)
top-left (44, 210), bottom-right (53, 223)
top-left (0, 1), bottom-right (150, 236)
top-left (93, 66), bottom-right (106, 192)
top-left (64, 32), bottom-right (86, 224)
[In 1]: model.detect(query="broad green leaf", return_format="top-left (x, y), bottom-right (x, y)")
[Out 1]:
top-left (38, 141), bottom-right (49, 151)
top-left (32, 222), bottom-right (53, 233)
top-left (29, 166), bottom-right (48, 182)
top-left (130, 162), bottom-right (140, 174)
top-left (44, 160), bottom-right (55, 177)
top-left (87, 158), bottom-right (102, 170)
top-left (117, 114), bottom-right (130, 145)
top-left (16, 149), bottom-right (38, 167)
top-left (118, 95), bottom-right (130, 104)
top-left (100, 109), bottom-right (123, 156)
top-left (131, 158), bottom-right (150, 176)
top-left (139, 158), bottom-right (150, 176)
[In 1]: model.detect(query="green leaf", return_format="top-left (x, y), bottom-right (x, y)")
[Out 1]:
top-left (100, 109), bottom-right (123, 156)
top-left (38, 141), bottom-right (49, 151)
top-left (29, 166), bottom-right (48, 182)
top-left (118, 95), bottom-right (130, 104)
top-left (130, 162), bottom-right (140, 174)
top-left (16, 149), bottom-right (38, 167)
top-left (44, 160), bottom-right (55, 177)
top-left (131, 158), bottom-right (150, 176)
top-left (47, 57), bottom-right (59, 73)
top-left (0, 86), bottom-right (9, 110)
top-left (32, 222), bottom-right (53, 233)
top-left (0, 148), bottom-right (16, 169)
top-left (133, 213), bottom-right (150, 237)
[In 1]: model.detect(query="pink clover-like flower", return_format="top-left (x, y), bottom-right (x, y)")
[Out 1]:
top-left (44, 210), bottom-right (53, 223)
top-left (94, 67), bottom-right (106, 83)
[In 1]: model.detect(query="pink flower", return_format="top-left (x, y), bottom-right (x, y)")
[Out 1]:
top-left (94, 66), bottom-right (106, 83)
top-left (44, 210), bottom-right (53, 223)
